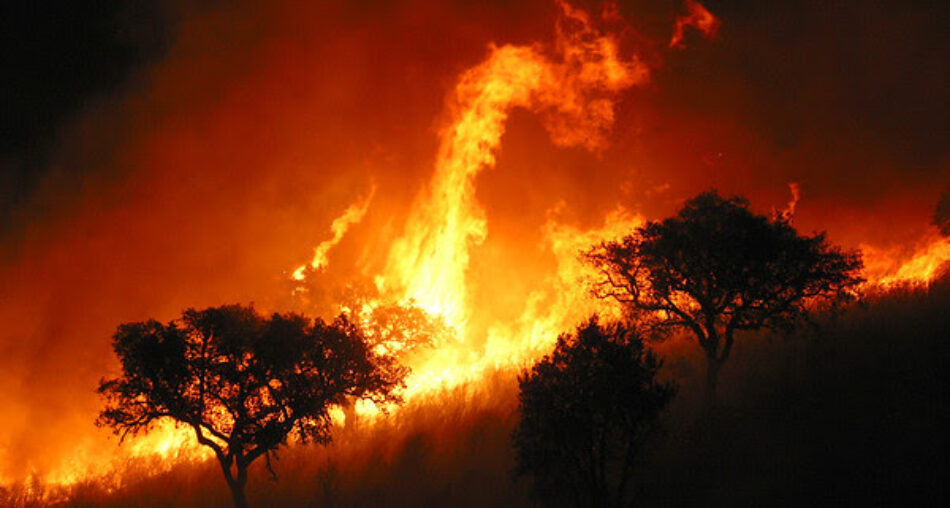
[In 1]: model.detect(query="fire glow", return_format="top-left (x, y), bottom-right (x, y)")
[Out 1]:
top-left (1, 0), bottom-right (947, 496)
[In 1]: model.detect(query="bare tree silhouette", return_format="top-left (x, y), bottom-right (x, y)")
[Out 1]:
top-left (97, 304), bottom-right (406, 508)
top-left (513, 316), bottom-right (675, 508)
top-left (586, 191), bottom-right (863, 400)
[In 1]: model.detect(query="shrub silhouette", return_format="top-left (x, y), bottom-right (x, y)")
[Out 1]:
top-left (586, 190), bottom-right (863, 400)
top-left (512, 316), bottom-right (675, 507)
top-left (97, 304), bottom-right (406, 508)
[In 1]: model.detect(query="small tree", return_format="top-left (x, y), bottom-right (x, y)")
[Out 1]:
top-left (97, 304), bottom-right (406, 508)
top-left (587, 191), bottom-right (863, 400)
top-left (513, 317), bottom-right (675, 508)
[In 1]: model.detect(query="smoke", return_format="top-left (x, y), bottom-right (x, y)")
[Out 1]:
top-left (669, 0), bottom-right (720, 48)
top-left (633, 0), bottom-right (949, 246)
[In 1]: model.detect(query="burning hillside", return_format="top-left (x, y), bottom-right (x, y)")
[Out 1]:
top-left (0, 0), bottom-right (948, 502)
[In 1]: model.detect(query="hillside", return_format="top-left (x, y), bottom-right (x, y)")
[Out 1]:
top-left (4, 281), bottom-right (947, 507)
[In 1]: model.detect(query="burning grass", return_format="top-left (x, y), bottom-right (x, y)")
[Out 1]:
top-left (3, 280), bottom-right (946, 506)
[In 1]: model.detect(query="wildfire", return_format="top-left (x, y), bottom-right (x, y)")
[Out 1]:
top-left (12, 3), bottom-right (670, 484)
top-left (292, 0), bottom-right (656, 407)
top-left (862, 233), bottom-right (950, 287)
top-left (16, 421), bottom-right (208, 494)
top-left (379, 0), bottom-right (647, 330)
top-left (780, 182), bottom-right (801, 221)
top-left (17, 0), bottom-right (946, 497)
top-left (291, 185), bottom-right (376, 281)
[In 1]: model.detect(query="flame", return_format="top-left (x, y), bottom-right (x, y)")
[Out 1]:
top-left (292, 185), bottom-right (376, 281)
top-left (15, 0), bottom-right (949, 491)
top-left (772, 182), bottom-right (801, 221)
top-left (5, 0), bottom-right (693, 490)
top-left (783, 182), bottom-right (801, 220)
top-left (379, 0), bottom-right (647, 330)
top-left (862, 233), bottom-right (950, 287)
top-left (5, 0), bottom-right (946, 496)
top-left (352, 0), bottom-right (653, 407)
top-left (383, 204), bottom-right (643, 405)
top-left (482, 204), bottom-right (643, 358)
top-left (287, 0), bottom-right (653, 415)
top-left (670, 0), bottom-right (720, 49)
top-left (18, 421), bottom-right (209, 492)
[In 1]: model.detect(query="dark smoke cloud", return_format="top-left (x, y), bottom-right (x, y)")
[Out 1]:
top-left (620, 0), bottom-right (950, 243)
top-left (0, 1), bottom-right (186, 236)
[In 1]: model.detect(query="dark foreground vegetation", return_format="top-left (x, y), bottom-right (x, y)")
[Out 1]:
top-left (513, 318), bottom-right (676, 507)
top-left (3, 278), bottom-right (947, 507)
top-left (97, 305), bottom-right (406, 508)
top-left (587, 191), bottom-right (863, 400)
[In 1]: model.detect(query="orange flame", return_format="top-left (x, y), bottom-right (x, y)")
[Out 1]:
top-left (276, 0), bottom-right (654, 414)
top-left (4, 0), bottom-right (706, 490)
top-left (380, 0), bottom-right (647, 331)
top-left (773, 182), bottom-right (801, 221)
top-left (292, 185), bottom-right (376, 281)
top-left (862, 233), bottom-right (950, 287)
top-left (18, 421), bottom-right (209, 491)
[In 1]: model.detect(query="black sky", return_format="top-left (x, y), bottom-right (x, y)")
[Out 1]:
top-left (0, 0), bottom-right (175, 227)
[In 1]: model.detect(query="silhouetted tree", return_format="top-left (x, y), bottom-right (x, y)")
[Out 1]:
top-left (288, 272), bottom-right (450, 358)
top-left (934, 189), bottom-right (950, 236)
top-left (513, 317), bottom-right (675, 508)
top-left (346, 300), bottom-right (451, 358)
top-left (586, 191), bottom-right (863, 400)
top-left (97, 304), bottom-right (406, 508)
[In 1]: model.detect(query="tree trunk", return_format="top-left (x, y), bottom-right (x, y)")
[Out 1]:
top-left (705, 356), bottom-right (721, 403)
top-left (218, 456), bottom-right (249, 508)
top-left (228, 480), bottom-right (249, 508)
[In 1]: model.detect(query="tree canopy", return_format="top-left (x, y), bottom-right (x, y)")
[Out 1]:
top-left (97, 304), bottom-right (406, 508)
top-left (586, 191), bottom-right (863, 399)
top-left (513, 316), bottom-right (675, 508)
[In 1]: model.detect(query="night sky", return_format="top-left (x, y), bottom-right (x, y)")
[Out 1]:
top-left (1, 1), bottom-right (178, 226)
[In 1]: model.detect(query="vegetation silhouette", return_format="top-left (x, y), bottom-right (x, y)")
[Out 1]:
top-left (935, 188), bottom-right (950, 236)
top-left (586, 191), bottom-right (863, 400)
top-left (96, 304), bottom-right (406, 508)
top-left (340, 297), bottom-right (452, 360)
top-left (8, 280), bottom-right (947, 506)
top-left (512, 316), bottom-right (675, 508)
